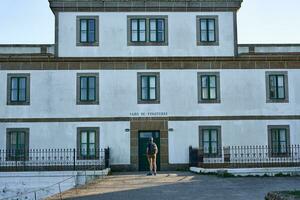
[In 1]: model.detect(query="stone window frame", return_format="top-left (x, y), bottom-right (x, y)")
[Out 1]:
top-left (137, 72), bottom-right (160, 104)
top-left (196, 15), bottom-right (219, 46)
top-left (76, 16), bottom-right (99, 47)
top-left (76, 127), bottom-right (100, 160)
top-left (7, 73), bottom-right (30, 106)
top-left (265, 71), bottom-right (289, 103)
top-left (6, 128), bottom-right (30, 161)
top-left (267, 125), bottom-right (291, 158)
top-left (127, 15), bottom-right (168, 46)
top-left (197, 72), bottom-right (221, 104)
top-left (76, 73), bottom-right (100, 105)
top-left (199, 126), bottom-right (222, 158)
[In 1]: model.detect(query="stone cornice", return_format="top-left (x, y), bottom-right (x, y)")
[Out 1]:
top-left (48, 0), bottom-right (243, 12)
top-left (1, 115), bottom-right (300, 123)
top-left (1, 55), bottom-right (300, 62)
top-left (0, 56), bottom-right (300, 70)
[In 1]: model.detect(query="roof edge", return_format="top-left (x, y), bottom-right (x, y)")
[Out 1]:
top-left (48, 0), bottom-right (243, 12)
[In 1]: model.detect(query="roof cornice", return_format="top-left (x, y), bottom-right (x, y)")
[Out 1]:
top-left (48, 0), bottom-right (243, 12)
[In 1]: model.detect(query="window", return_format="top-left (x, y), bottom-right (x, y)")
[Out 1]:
top-left (128, 16), bottom-right (168, 46)
top-left (197, 16), bottom-right (219, 46)
top-left (198, 72), bottom-right (220, 103)
top-left (149, 19), bottom-right (165, 42)
top-left (137, 72), bottom-right (160, 104)
top-left (268, 125), bottom-right (290, 157)
top-left (199, 126), bottom-right (221, 157)
top-left (6, 128), bottom-right (29, 161)
top-left (76, 16), bottom-right (99, 46)
top-left (266, 71), bottom-right (289, 103)
top-left (77, 127), bottom-right (99, 160)
top-left (76, 73), bottom-right (99, 105)
top-left (131, 19), bottom-right (146, 42)
top-left (7, 73), bottom-right (30, 105)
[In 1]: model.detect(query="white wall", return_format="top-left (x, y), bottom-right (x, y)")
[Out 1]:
top-left (168, 120), bottom-right (300, 164)
top-left (1, 69), bottom-right (300, 165)
top-left (58, 12), bottom-right (235, 57)
top-left (0, 122), bottom-right (130, 165)
top-left (0, 69), bottom-right (300, 118)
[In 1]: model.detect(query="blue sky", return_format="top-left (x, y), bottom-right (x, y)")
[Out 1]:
top-left (0, 0), bottom-right (299, 44)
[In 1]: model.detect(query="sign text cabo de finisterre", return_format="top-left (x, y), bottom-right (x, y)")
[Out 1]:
top-left (129, 112), bottom-right (168, 117)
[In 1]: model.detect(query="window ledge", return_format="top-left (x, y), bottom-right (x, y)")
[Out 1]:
top-left (138, 100), bottom-right (160, 104)
top-left (198, 99), bottom-right (221, 104)
top-left (197, 41), bottom-right (219, 46)
top-left (76, 101), bottom-right (100, 105)
top-left (128, 42), bottom-right (168, 46)
top-left (76, 42), bottom-right (99, 47)
top-left (266, 99), bottom-right (289, 103)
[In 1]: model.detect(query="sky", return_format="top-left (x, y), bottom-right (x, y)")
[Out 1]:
top-left (0, 0), bottom-right (299, 44)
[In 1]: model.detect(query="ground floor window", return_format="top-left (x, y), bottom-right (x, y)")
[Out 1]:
top-left (268, 125), bottom-right (290, 157)
top-left (77, 127), bottom-right (99, 160)
top-left (6, 128), bottom-right (29, 161)
top-left (199, 126), bottom-right (221, 157)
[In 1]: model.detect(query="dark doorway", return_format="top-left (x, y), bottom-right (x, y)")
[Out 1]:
top-left (138, 131), bottom-right (160, 171)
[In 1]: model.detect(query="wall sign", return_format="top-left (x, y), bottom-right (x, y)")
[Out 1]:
top-left (129, 112), bottom-right (168, 117)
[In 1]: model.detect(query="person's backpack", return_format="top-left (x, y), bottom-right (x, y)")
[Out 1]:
top-left (148, 142), bottom-right (157, 155)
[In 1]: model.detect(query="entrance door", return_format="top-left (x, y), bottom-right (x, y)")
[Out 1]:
top-left (138, 131), bottom-right (160, 171)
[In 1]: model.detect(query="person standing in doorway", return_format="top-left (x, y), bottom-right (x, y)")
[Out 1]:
top-left (146, 137), bottom-right (158, 176)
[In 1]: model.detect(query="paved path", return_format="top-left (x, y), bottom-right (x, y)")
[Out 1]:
top-left (50, 172), bottom-right (300, 200)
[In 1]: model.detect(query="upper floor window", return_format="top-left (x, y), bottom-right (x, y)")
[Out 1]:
top-left (128, 16), bottom-right (168, 46)
top-left (76, 73), bottom-right (99, 105)
top-left (77, 127), bottom-right (99, 160)
top-left (149, 19), bottom-right (165, 42)
top-left (268, 125), bottom-right (290, 157)
top-left (199, 126), bottom-right (222, 158)
top-left (6, 128), bottom-right (29, 161)
top-left (76, 16), bottom-right (99, 46)
top-left (198, 72), bottom-right (221, 103)
top-left (131, 19), bottom-right (146, 42)
top-left (7, 73), bottom-right (30, 105)
top-left (197, 16), bottom-right (219, 46)
top-left (137, 72), bottom-right (160, 104)
top-left (266, 71), bottom-right (289, 103)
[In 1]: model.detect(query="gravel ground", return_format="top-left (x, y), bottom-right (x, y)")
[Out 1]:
top-left (48, 172), bottom-right (300, 200)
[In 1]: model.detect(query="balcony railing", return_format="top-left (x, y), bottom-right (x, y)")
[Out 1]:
top-left (0, 148), bottom-right (110, 172)
top-left (189, 145), bottom-right (300, 168)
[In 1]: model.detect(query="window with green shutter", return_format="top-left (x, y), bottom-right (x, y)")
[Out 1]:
top-left (76, 73), bottom-right (99, 105)
top-left (137, 72), bottom-right (160, 104)
top-left (269, 75), bottom-right (285, 99)
top-left (197, 16), bottom-right (219, 46)
top-left (76, 16), bottom-right (99, 46)
top-left (80, 76), bottom-right (96, 101)
top-left (266, 72), bottom-right (289, 103)
top-left (198, 72), bottom-right (221, 103)
top-left (201, 75), bottom-right (217, 100)
top-left (199, 126), bottom-right (222, 158)
top-left (268, 125), bottom-right (290, 157)
top-left (6, 128), bottom-right (29, 161)
top-left (128, 16), bottom-right (168, 46)
top-left (77, 127), bottom-right (99, 160)
top-left (7, 73), bottom-right (30, 105)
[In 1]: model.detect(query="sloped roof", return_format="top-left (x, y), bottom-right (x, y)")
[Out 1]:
top-left (49, 0), bottom-right (243, 12)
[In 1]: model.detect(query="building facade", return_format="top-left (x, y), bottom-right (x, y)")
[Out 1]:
top-left (0, 0), bottom-right (300, 171)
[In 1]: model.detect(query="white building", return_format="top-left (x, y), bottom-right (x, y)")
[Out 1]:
top-left (0, 0), bottom-right (300, 171)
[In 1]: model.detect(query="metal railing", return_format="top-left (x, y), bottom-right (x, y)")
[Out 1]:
top-left (0, 148), bottom-right (110, 172)
top-left (189, 145), bottom-right (300, 168)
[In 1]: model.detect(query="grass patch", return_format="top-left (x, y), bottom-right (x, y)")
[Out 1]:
top-left (274, 172), bottom-right (291, 177)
